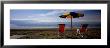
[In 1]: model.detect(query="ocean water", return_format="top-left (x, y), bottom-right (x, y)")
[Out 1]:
top-left (10, 21), bottom-right (101, 29)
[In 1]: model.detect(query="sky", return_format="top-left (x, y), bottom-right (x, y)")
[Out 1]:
top-left (10, 9), bottom-right (101, 29)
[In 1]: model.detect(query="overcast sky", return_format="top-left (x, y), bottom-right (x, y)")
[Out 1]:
top-left (10, 9), bottom-right (101, 29)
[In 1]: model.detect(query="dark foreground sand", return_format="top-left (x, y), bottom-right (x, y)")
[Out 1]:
top-left (10, 28), bottom-right (101, 39)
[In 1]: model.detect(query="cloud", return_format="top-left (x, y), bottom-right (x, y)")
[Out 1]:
top-left (10, 10), bottom-right (101, 29)
top-left (10, 10), bottom-right (73, 22)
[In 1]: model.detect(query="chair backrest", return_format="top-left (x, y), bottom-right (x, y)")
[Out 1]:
top-left (80, 24), bottom-right (88, 32)
top-left (58, 24), bottom-right (65, 33)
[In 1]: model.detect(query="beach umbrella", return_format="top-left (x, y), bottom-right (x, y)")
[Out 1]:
top-left (59, 12), bottom-right (84, 31)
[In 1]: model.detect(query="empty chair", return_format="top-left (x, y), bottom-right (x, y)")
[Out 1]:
top-left (80, 24), bottom-right (88, 32)
top-left (76, 24), bottom-right (88, 38)
top-left (77, 24), bottom-right (88, 34)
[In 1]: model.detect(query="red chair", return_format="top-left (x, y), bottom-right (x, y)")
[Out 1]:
top-left (77, 24), bottom-right (88, 33)
top-left (58, 24), bottom-right (65, 33)
top-left (80, 24), bottom-right (88, 32)
top-left (76, 24), bottom-right (88, 38)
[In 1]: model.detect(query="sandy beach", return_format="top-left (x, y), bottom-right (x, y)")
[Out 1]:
top-left (10, 28), bottom-right (101, 39)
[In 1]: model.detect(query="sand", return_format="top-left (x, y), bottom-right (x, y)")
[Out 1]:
top-left (10, 28), bottom-right (101, 39)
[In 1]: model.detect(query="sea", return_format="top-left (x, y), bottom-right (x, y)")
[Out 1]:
top-left (10, 22), bottom-right (101, 29)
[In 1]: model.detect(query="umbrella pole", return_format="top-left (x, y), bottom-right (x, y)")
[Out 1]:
top-left (71, 16), bottom-right (73, 32)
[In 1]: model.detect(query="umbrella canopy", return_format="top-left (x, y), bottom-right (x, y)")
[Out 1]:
top-left (59, 12), bottom-right (84, 18)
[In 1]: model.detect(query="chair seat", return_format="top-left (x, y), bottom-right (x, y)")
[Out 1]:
top-left (80, 28), bottom-right (87, 32)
